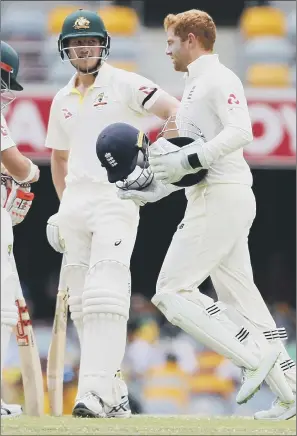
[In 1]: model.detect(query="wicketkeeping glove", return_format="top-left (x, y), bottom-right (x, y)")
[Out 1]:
top-left (117, 177), bottom-right (182, 206)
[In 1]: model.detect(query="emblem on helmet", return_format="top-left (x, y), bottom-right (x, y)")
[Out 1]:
top-left (73, 17), bottom-right (90, 30)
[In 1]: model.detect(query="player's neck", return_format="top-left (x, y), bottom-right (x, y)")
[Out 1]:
top-left (75, 73), bottom-right (96, 91)
top-left (188, 49), bottom-right (212, 66)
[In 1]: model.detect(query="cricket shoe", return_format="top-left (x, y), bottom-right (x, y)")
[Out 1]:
top-left (106, 395), bottom-right (131, 418)
top-left (72, 392), bottom-right (106, 418)
top-left (236, 348), bottom-right (280, 405)
top-left (1, 400), bottom-right (23, 418)
top-left (254, 398), bottom-right (296, 420)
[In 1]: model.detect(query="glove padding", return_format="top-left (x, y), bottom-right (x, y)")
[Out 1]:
top-left (149, 137), bottom-right (204, 185)
top-left (46, 213), bottom-right (65, 253)
top-left (117, 177), bottom-right (180, 206)
top-left (5, 180), bottom-right (34, 226)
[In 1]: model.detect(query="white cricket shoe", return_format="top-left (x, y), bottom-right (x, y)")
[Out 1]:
top-left (1, 400), bottom-right (23, 418)
top-left (72, 392), bottom-right (106, 418)
top-left (236, 348), bottom-right (280, 405)
top-left (105, 395), bottom-right (131, 418)
top-left (254, 398), bottom-right (296, 420)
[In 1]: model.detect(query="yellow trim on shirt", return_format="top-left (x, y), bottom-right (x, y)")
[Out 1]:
top-left (70, 86), bottom-right (94, 104)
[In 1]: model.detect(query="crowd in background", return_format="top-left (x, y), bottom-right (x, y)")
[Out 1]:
top-left (1, 1), bottom-right (296, 87)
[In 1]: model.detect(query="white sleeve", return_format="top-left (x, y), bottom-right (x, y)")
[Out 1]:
top-left (125, 72), bottom-right (166, 115)
top-left (198, 74), bottom-right (253, 167)
top-left (45, 95), bottom-right (70, 150)
top-left (1, 114), bottom-right (16, 152)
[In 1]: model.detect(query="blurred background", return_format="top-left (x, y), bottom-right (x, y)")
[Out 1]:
top-left (1, 0), bottom-right (296, 417)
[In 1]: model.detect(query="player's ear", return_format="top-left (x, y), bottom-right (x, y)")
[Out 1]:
top-left (188, 33), bottom-right (196, 45)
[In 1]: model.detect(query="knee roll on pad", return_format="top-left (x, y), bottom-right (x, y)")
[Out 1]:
top-left (68, 296), bottom-right (82, 321)
top-left (83, 288), bottom-right (130, 319)
top-left (1, 306), bottom-right (18, 327)
top-left (83, 260), bottom-right (131, 319)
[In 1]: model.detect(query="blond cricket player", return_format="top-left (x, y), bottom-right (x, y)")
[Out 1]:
top-left (45, 9), bottom-right (180, 418)
top-left (118, 10), bottom-right (296, 420)
top-left (1, 41), bottom-right (40, 417)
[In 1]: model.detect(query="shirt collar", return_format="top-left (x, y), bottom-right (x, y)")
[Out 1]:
top-left (184, 54), bottom-right (219, 79)
top-left (64, 62), bottom-right (113, 95)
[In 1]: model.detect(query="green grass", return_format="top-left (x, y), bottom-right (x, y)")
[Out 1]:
top-left (1, 415), bottom-right (296, 435)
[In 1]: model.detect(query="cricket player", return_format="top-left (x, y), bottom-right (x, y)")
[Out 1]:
top-left (1, 41), bottom-right (39, 417)
top-left (45, 9), bottom-right (180, 418)
top-left (117, 10), bottom-right (296, 420)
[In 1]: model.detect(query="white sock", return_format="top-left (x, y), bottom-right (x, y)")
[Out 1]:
top-left (1, 324), bottom-right (12, 377)
top-left (78, 313), bottom-right (127, 405)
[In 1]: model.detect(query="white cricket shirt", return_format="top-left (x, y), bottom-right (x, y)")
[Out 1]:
top-left (1, 114), bottom-right (16, 207)
top-left (179, 54), bottom-right (253, 187)
top-left (45, 62), bottom-right (165, 185)
top-left (1, 114), bottom-right (16, 152)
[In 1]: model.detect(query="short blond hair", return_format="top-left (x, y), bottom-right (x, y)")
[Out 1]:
top-left (164, 9), bottom-right (216, 51)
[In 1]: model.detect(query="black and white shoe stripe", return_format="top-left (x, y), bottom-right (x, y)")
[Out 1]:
top-left (107, 397), bottom-right (130, 415)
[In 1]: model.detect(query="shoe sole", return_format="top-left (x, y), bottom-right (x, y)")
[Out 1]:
top-left (72, 405), bottom-right (106, 418)
top-left (254, 406), bottom-right (296, 420)
top-left (236, 349), bottom-right (280, 405)
top-left (107, 411), bottom-right (132, 418)
top-left (1, 412), bottom-right (22, 419)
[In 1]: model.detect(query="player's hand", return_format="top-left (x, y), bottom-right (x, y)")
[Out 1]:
top-left (46, 213), bottom-right (65, 253)
top-left (149, 137), bottom-right (203, 185)
top-left (117, 177), bottom-right (171, 206)
top-left (5, 181), bottom-right (34, 226)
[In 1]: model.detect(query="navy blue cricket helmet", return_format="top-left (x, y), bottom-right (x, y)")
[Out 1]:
top-left (96, 117), bottom-right (208, 190)
top-left (96, 122), bottom-right (153, 190)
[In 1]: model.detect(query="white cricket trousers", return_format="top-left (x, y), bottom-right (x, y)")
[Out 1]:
top-left (57, 182), bottom-right (139, 403)
top-left (58, 182), bottom-right (139, 270)
top-left (157, 183), bottom-right (278, 331)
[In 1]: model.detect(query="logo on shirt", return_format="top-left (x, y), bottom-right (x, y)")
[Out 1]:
top-left (7, 244), bottom-right (12, 257)
top-left (139, 86), bottom-right (156, 96)
top-left (73, 17), bottom-right (90, 30)
top-left (93, 92), bottom-right (108, 107)
top-left (62, 108), bottom-right (73, 119)
top-left (187, 86), bottom-right (196, 100)
top-left (228, 93), bottom-right (240, 105)
top-left (105, 152), bottom-right (118, 167)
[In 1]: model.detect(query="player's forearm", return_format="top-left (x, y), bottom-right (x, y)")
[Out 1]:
top-left (197, 125), bottom-right (253, 167)
top-left (2, 147), bottom-right (39, 182)
top-left (178, 125), bottom-right (253, 172)
top-left (149, 92), bottom-right (180, 121)
top-left (51, 151), bottom-right (68, 201)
